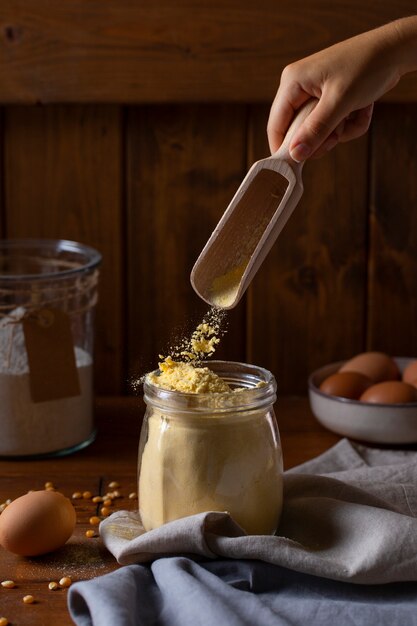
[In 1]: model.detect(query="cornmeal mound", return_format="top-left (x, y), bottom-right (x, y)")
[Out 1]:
top-left (147, 356), bottom-right (231, 394)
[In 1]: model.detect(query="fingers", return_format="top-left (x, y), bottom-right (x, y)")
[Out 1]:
top-left (267, 79), bottom-right (313, 154)
top-left (268, 68), bottom-right (375, 161)
top-left (310, 122), bottom-right (345, 159)
top-left (269, 82), bottom-right (350, 161)
top-left (267, 98), bottom-right (295, 154)
top-left (310, 104), bottom-right (374, 158)
top-left (338, 103), bottom-right (374, 142)
top-left (287, 101), bottom-right (374, 161)
top-left (288, 92), bottom-right (348, 161)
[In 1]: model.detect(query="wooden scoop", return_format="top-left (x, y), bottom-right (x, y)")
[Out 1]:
top-left (191, 99), bottom-right (317, 309)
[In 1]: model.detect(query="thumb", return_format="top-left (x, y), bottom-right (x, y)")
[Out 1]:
top-left (289, 96), bottom-right (347, 162)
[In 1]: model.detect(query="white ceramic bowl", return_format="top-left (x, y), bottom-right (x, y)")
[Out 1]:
top-left (308, 357), bottom-right (417, 444)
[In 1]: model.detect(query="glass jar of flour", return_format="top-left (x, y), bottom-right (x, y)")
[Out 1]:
top-left (0, 239), bottom-right (101, 457)
top-left (138, 361), bottom-right (283, 536)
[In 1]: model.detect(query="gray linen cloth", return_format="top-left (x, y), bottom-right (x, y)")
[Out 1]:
top-left (68, 439), bottom-right (417, 625)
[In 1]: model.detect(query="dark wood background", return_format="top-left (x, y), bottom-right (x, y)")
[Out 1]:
top-left (0, 1), bottom-right (416, 395)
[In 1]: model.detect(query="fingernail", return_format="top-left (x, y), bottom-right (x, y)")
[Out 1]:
top-left (290, 143), bottom-right (311, 163)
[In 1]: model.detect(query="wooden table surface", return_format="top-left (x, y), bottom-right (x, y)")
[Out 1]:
top-left (0, 395), bottom-right (340, 626)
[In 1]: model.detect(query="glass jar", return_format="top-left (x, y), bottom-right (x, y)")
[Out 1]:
top-left (138, 361), bottom-right (283, 536)
top-left (0, 239), bottom-right (101, 457)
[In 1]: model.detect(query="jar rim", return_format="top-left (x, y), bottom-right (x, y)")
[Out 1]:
top-left (0, 239), bottom-right (102, 280)
top-left (143, 360), bottom-right (277, 414)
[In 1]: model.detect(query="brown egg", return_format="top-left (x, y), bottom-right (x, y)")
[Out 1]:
top-left (319, 371), bottom-right (372, 400)
top-left (339, 352), bottom-right (399, 383)
top-left (360, 381), bottom-right (417, 404)
top-left (402, 360), bottom-right (417, 385)
top-left (0, 490), bottom-right (76, 556)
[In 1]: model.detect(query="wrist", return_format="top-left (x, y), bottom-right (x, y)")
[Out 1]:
top-left (388, 16), bottom-right (417, 76)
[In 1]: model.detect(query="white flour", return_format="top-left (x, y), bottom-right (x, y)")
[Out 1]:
top-left (0, 308), bottom-right (94, 456)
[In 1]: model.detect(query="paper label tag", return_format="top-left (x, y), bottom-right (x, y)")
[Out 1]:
top-left (22, 308), bottom-right (81, 403)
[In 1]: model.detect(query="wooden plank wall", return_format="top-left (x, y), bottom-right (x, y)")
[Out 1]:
top-left (0, 0), bottom-right (416, 103)
top-left (0, 2), bottom-right (416, 395)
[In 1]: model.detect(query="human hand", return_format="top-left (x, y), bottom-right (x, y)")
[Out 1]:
top-left (268, 18), bottom-right (417, 161)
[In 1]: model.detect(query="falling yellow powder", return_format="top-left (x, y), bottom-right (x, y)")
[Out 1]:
top-left (137, 307), bottom-right (229, 394)
top-left (162, 307), bottom-right (227, 363)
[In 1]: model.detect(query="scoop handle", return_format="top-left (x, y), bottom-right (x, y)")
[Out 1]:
top-left (273, 98), bottom-right (318, 162)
